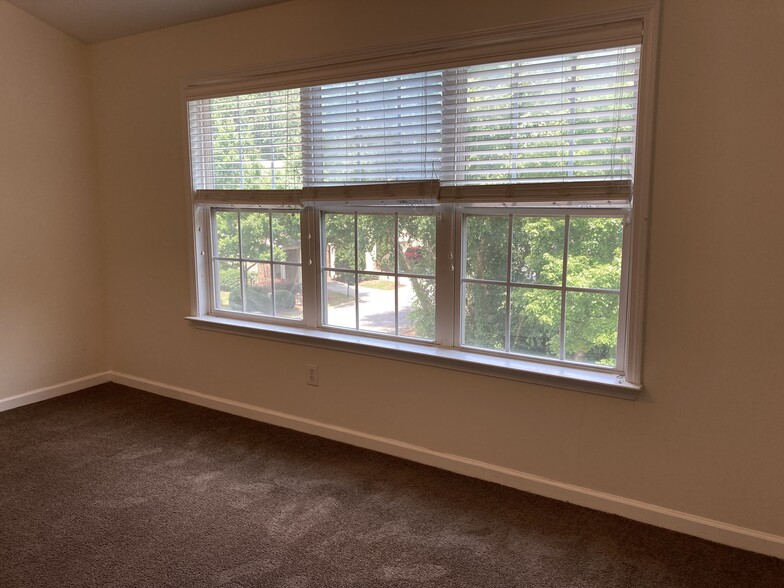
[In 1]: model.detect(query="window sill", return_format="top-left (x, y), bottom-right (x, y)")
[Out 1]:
top-left (185, 315), bottom-right (641, 400)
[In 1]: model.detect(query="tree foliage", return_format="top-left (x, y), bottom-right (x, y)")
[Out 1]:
top-left (464, 214), bottom-right (622, 366)
top-left (214, 210), bottom-right (301, 317)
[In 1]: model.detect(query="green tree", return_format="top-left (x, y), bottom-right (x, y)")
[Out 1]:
top-left (214, 209), bottom-right (301, 316)
top-left (464, 214), bottom-right (622, 366)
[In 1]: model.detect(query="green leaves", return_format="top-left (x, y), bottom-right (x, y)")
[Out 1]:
top-left (463, 213), bottom-right (623, 367)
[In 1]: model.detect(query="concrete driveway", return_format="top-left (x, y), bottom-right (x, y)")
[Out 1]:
top-left (324, 277), bottom-right (420, 336)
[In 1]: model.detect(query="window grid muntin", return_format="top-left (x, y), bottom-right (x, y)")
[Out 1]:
top-left (458, 209), bottom-right (624, 369)
top-left (319, 208), bottom-right (436, 341)
top-left (210, 207), bottom-right (304, 321)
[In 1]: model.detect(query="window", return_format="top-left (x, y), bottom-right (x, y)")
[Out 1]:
top-left (460, 211), bottom-right (626, 369)
top-left (321, 209), bottom-right (436, 339)
top-left (184, 9), bottom-right (657, 396)
top-left (212, 208), bottom-right (303, 319)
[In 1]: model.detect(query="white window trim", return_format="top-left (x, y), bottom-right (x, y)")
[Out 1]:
top-left (181, 3), bottom-right (660, 399)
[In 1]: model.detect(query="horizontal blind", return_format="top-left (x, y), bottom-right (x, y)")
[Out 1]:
top-left (301, 72), bottom-right (443, 185)
top-left (442, 46), bottom-right (640, 185)
top-left (189, 89), bottom-right (302, 190)
top-left (187, 45), bottom-right (640, 193)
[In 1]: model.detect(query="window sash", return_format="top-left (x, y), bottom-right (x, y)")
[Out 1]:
top-left (208, 207), bottom-right (305, 322)
top-left (319, 209), bottom-right (437, 340)
top-left (456, 208), bottom-right (628, 370)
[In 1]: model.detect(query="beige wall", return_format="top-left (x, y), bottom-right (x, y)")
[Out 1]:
top-left (86, 0), bottom-right (784, 541)
top-left (0, 1), bottom-right (106, 398)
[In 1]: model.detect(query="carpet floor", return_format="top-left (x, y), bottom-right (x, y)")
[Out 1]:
top-left (0, 383), bottom-right (781, 587)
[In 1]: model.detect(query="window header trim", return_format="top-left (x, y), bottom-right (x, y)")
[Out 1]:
top-left (182, 7), bottom-right (649, 101)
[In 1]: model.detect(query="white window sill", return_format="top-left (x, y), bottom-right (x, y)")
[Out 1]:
top-left (185, 315), bottom-right (641, 400)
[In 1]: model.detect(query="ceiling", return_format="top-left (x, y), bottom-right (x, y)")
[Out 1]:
top-left (6, 0), bottom-right (292, 44)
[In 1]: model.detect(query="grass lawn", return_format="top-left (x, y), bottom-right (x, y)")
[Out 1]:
top-left (327, 289), bottom-right (354, 306)
top-left (360, 279), bottom-right (395, 290)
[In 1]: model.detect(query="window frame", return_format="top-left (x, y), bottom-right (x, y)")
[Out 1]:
top-left (183, 4), bottom-right (659, 398)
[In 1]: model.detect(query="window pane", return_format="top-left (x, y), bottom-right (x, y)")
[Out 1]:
top-left (243, 262), bottom-right (273, 315)
top-left (400, 277), bottom-right (435, 340)
top-left (465, 215), bottom-right (508, 281)
top-left (564, 291), bottom-right (619, 367)
top-left (399, 214), bottom-right (436, 276)
top-left (215, 260), bottom-right (242, 311)
top-left (240, 211), bottom-right (270, 261)
top-left (273, 263), bottom-right (302, 320)
top-left (510, 287), bottom-right (561, 358)
top-left (567, 217), bottom-right (623, 290)
top-left (272, 211), bottom-right (301, 263)
top-left (324, 213), bottom-right (355, 270)
top-left (358, 274), bottom-right (395, 334)
top-left (324, 273), bottom-right (356, 329)
top-left (214, 211), bottom-right (239, 258)
top-left (463, 282), bottom-right (506, 350)
top-left (511, 217), bottom-right (565, 285)
top-left (358, 214), bottom-right (395, 273)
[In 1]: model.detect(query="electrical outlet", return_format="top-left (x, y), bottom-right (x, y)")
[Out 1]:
top-left (306, 364), bottom-right (319, 386)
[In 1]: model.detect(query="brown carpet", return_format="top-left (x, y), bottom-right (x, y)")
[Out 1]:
top-left (0, 383), bottom-right (781, 587)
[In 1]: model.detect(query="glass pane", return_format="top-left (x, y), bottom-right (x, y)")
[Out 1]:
top-left (273, 263), bottom-right (302, 320)
top-left (324, 213), bottom-right (355, 270)
top-left (511, 216), bottom-right (565, 285)
top-left (564, 291), bottom-right (619, 367)
top-left (243, 262), bottom-right (273, 315)
top-left (271, 211), bottom-right (301, 263)
top-left (358, 214), bottom-right (395, 273)
top-left (214, 210), bottom-right (239, 258)
top-left (399, 277), bottom-right (435, 340)
top-left (566, 217), bottom-right (623, 290)
top-left (510, 287), bottom-right (561, 358)
top-left (463, 282), bottom-right (506, 351)
top-left (240, 211), bottom-right (270, 261)
top-left (464, 215), bottom-right (509, 281)
top-left (358, 273), bottom-right (395, 335)
top-left (324, 272), bottom-right (356, 329)
top-left (398, 214), bottom-right (436, 276)
top-left (215, 260), bottom-right (242, 311)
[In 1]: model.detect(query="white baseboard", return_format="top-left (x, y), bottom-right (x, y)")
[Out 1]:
top-left (110, 371), bottom-right (784, 560)
top-left (0, 372), bottom-right (112, 413)
top-left (6, 372), bottom-right (781, 558)
top-left (6, 371), bottom-right (780, 559)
